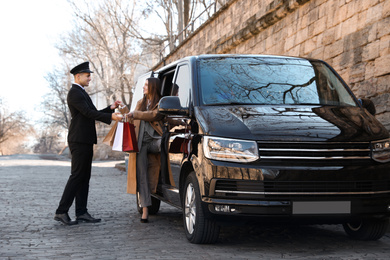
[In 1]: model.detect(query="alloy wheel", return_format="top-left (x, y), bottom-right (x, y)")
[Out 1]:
top-left (185, 183), bottom-right (196, 234)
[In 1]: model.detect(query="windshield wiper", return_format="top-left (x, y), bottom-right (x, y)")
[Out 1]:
top-left (294, 103), bottom-right (355, 106)
top-left (290, 103), bottom-right (321, 106)
top-left (206, 102), bottom-right (254, 106)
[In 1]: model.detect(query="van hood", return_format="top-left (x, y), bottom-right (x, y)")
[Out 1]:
top-left (194, 105), bottom-right (389, 142)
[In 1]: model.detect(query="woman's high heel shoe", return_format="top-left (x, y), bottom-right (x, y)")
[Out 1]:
top-left (141, 207), bottom-right (148, 223)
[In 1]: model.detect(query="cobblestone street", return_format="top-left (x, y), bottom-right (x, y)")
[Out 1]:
top-left (1, 154), bottom-right (390, 259)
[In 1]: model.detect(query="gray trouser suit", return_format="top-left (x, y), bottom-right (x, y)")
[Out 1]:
top-left (136, 121), bottom-right (160, 208)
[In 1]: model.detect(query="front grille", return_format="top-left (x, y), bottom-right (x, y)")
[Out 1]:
top-left (213, 179), bottom-right (390, 197)
top-left (258, 142), bottom-right (371, 160)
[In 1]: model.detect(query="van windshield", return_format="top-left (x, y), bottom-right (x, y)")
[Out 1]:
top-left (199, 57), bottom-right (357, 106)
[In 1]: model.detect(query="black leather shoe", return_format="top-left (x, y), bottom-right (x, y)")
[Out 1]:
top-left (76, 212), bottom-right (101, 223)
top-left (140, 218), bottom-right (148, 223)
top-left (54, 213), bottom-right (78, 225)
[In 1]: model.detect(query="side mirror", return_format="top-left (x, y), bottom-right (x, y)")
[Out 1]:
top-left (359, 98), bottom-right (376, 116)
top-left (158, 96), bottom-right (188, 116)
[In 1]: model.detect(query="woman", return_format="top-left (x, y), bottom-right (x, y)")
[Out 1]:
top-left (127, 78), bottom-right (164, 223)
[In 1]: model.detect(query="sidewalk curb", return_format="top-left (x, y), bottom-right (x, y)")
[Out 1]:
top-left (115, 162), bottom-right (126, 171)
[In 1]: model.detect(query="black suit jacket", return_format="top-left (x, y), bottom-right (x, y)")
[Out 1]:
top-left (67, 84), bottom-right (113, 144)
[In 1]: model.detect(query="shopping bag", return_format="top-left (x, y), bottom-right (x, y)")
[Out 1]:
top-left (112, 122), bottom-right (124, 151)
top-left (126, 153), bottom-right (137, 194)
top-left (123, 122), bottom-right (138, 152)
top-left (103, 121), bottom-right (118, 146)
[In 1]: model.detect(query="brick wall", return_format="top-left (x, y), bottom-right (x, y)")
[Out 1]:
top-left (156, 0), bottom-right (390, 130)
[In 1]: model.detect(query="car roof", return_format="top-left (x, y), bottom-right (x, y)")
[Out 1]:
top-left (155, 54), bottom-right (319, 72)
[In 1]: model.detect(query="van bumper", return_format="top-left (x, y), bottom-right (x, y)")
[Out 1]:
top-left (197, 157), bottom-right (390, 222)
top-left (202, 196), bottom-right (390, 222)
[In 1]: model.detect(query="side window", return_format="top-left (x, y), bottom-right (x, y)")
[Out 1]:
top-left (160, 69), bottom-right (176, 97)
top-left (173, 64), bottom-right (191, 108)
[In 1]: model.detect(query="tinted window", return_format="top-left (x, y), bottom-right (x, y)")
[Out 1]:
top-left (174, 65), bottom-right (191, 108)
top-left (161, 69), bottom-right (176, 97)
top-left (199, 57), bottom-right (356, 106)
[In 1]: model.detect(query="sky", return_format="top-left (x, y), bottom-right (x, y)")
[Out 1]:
top-left (0, 0), bottom-right (72, 122)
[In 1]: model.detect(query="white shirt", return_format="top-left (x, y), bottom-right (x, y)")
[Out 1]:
top-left (73, 83), bottom-right (85, 91)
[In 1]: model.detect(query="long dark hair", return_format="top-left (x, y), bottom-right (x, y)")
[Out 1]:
top-left (138, 77), bottom-right (162, 111)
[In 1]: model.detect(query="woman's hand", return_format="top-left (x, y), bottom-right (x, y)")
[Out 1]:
top-left (126, 112), bottom-right (134, 121)
top-left (110, 100), bottom-right (122, 110)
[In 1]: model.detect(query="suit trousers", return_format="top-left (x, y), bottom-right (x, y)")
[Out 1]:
top-left (56, 142), bottom-right (93, 216)
top-left (137, 132), bottom-right (161, 208)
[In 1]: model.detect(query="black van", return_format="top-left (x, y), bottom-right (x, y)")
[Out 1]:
top-left (131, 54), bottom-right (390, 244)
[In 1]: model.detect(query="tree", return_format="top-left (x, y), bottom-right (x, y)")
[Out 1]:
top-left (33, 125), bottom-right (64, 154)
top-left (41, 67), bottom-right (72, 130)
top-left (57, 0), bottom-right (149, 108)
top-left (143, 0), bottom-right (220, 54)
top-left (146, 0), bottom-right (178, 52)
top-left (53, 0), bottom-right (220, 111)
top-left (0, 97), bottom-right (33, 155)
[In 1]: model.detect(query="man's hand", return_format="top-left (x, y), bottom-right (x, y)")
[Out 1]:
top-left (111, 112), bottom-right (123, 121)
top-left (110, 100), bottom-right (122, 110)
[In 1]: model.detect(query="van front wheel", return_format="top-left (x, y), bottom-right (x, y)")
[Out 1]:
top-left (343, 218), bottom-right (389, 240)
top-left (183, 172), bottom-right (220, 244)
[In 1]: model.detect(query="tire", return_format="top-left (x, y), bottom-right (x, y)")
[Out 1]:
top-left (183, 172), bottom-right (220, 244)
top-left (343, 218), bottom-right (389, 241)
top-left (136, 192), bottom-right (161, 215)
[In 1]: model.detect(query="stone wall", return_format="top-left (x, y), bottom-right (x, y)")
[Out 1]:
top-left (155, 0), bottom-right (390, 130)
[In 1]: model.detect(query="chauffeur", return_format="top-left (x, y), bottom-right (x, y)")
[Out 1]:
top-left (54, 61), bottom-right (122, 225)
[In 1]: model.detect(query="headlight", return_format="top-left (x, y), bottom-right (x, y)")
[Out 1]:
top-left (371, 139), bottom-right (390, 163)
top-left (203, 136), bottom-right (259, 163)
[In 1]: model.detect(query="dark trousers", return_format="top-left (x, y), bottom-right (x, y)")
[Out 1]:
top-left (56, 142), bottom-right (93, 216)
